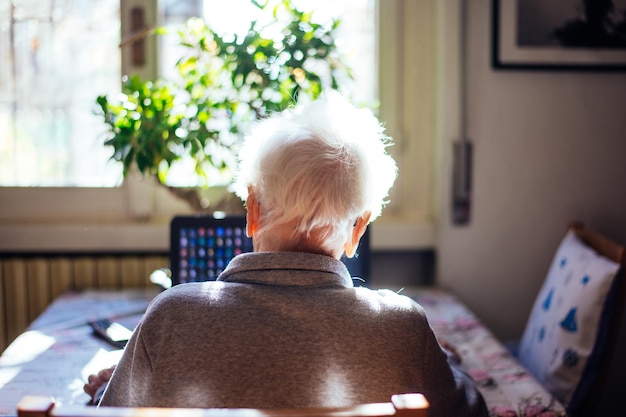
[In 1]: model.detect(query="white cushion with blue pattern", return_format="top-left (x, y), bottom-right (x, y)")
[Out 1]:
top-left (518, 229), bottom-right (620, 405)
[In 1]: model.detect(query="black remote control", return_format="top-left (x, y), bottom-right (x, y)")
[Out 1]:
top-left (88, 318), bottom-right (133, 349)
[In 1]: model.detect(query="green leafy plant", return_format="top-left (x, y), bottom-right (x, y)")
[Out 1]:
top-left (96, 0), bottom-right (352, 211)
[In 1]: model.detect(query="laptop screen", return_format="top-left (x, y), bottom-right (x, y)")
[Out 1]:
top-left (170, 215), bottom-right (370, 286)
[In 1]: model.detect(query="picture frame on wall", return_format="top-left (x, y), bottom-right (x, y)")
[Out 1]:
top-left (492, 0), bottom-right (626, 71)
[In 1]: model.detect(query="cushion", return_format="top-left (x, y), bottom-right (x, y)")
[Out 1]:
top-left (517, 229), bottom-right (621, 406)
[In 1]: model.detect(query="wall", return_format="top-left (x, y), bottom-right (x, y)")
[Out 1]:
top-left (370, 250), bottom-right (436, 289)
top-left (436, 0), bottom-right (626, 341)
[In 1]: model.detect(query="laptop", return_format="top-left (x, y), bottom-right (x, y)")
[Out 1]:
top-left (170, 214), bottom-right (370, 286)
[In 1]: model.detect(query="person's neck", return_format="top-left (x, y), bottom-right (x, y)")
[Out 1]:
top-left (254, 224), bottom-right (341, 259)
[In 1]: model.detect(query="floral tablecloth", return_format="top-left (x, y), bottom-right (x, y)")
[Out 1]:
top-left (401, 287), bottom-right (567, 417)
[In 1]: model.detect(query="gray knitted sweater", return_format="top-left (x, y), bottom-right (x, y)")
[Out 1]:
top-left (100, 252), bottom-right (487, 417)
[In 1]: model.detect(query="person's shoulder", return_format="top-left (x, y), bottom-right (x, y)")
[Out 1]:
top-left (354, 287), bottom-right (426, 315)
top-left (146, 282), bottom-right (225, 311)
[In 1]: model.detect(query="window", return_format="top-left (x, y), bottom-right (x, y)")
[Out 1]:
top-left (162, 0), bottom-right (375, 105)
top-left (0, 0), bottom-right (122, 186)
top-left (0, 0), bottom-right (438, 252)
top-left (0, 0), bottom-right (375, 187)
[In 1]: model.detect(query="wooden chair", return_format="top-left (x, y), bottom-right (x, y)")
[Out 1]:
top-left (17, 394), bottom-right (429, 417)
top-left (567, 221), bottom-right (626, 417)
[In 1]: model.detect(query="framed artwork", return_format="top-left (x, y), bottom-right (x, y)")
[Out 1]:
top-left (492, 0), bottom-right (626, 70)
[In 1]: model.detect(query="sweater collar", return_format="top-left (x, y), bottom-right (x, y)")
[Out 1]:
top-left (217, 252), bottom-right (354, 288)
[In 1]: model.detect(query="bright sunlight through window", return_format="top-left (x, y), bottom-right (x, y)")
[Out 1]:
top-left (0, 0), bottom-right (375, 187)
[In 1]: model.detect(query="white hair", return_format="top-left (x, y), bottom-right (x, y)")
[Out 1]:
top-left (233, 92), bottom-right (398, 253)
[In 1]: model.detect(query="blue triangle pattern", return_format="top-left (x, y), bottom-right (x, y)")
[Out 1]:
top-left (560, 257), bottom-right (567, 268)
top-left (542, 288), bottom-right (553, 311)
top-left (560, 308), bottom-right (578, 332)
top-left (581, 275), bottom-right (590, 285)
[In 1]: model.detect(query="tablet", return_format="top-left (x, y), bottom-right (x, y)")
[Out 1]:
top-left (170, 215), bottom-right (252, 285)
top-left (170, 215), bottom-right (370, 286)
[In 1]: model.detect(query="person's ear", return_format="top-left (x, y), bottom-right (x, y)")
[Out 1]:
top-left (344, 212), bottom-right (371, 258)
top-left (245, 186), bottom-right (260, 238)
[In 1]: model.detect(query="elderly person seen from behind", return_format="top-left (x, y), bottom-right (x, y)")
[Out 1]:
top-left (97, 92), bottom-right (488, 417)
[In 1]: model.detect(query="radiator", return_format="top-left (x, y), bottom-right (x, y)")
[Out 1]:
top-left (0, 254), bottom-right (169, 352)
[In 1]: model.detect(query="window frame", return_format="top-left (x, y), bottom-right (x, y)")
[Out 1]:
top-left (0, 0), bottom-right (437, 253)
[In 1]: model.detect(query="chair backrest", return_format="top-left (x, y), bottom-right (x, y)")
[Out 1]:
top-left (567, 220), bottom-right (626, 416)
top-left (569, 221), bottom-right (626, 358)
top-left (569, 221), bottom-right (626, 268)
top-left (17, 394), bottom-right (428, 417)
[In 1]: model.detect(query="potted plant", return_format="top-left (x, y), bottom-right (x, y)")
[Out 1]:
top-left (96, 0), bottom-right (352, 213)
